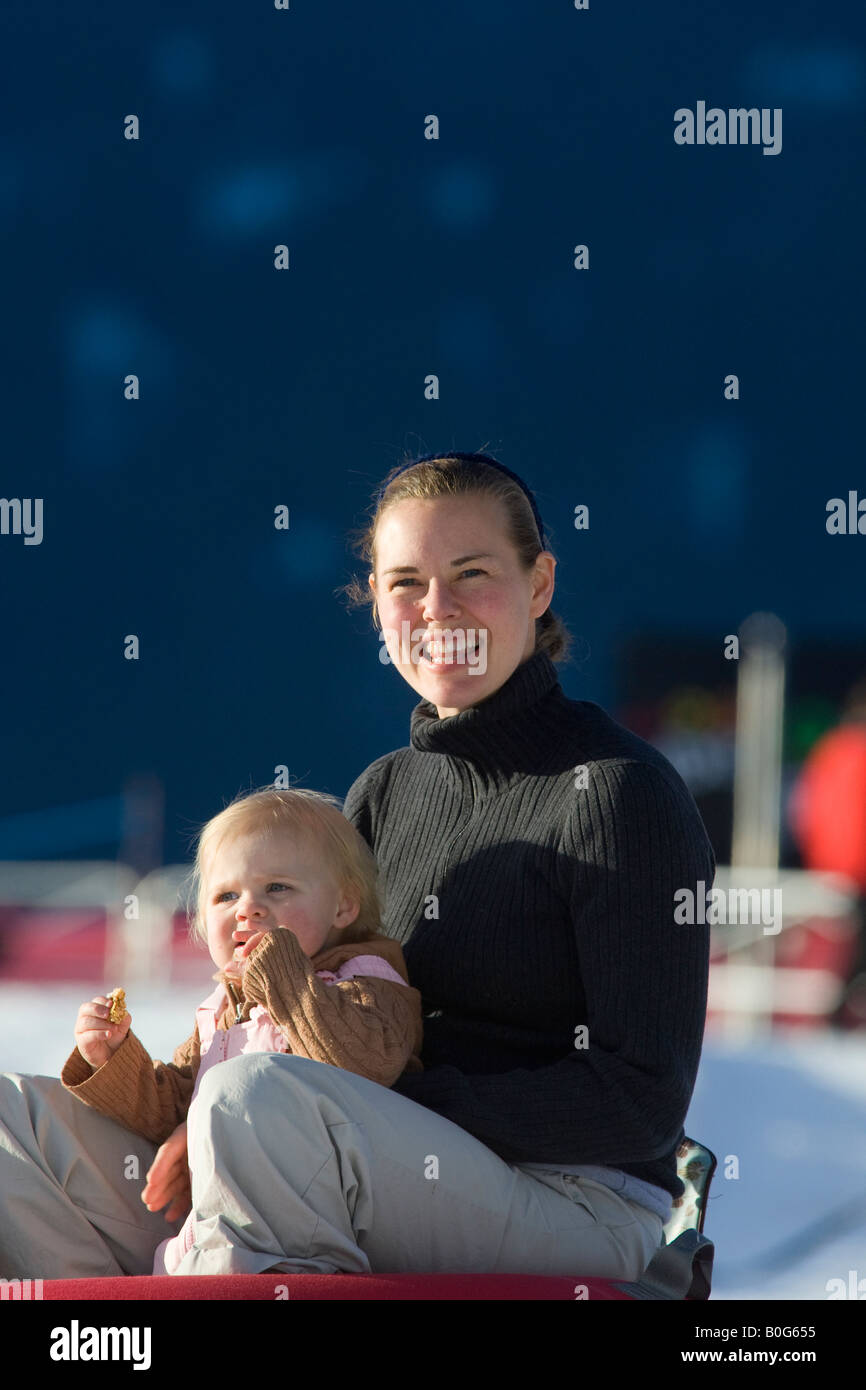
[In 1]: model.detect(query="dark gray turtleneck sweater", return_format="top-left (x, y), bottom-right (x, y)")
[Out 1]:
top-left (342, 647), bottom-right (715, 1207)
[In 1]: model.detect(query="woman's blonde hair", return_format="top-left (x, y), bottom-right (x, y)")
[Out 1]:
top-left (336, 451), bottom-right (573, 663)
top-left (186, 786), bottom-right (382, 947)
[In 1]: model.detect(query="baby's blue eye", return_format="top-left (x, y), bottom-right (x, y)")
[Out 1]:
top-left (215, 884), bottom-right (291, 901)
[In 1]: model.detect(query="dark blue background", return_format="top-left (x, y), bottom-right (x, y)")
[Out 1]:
top-left (2, 2), bottom-right (864, 863)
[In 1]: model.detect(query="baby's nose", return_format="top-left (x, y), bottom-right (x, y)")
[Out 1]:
top-left (235, 897), bottom-right (266, 921)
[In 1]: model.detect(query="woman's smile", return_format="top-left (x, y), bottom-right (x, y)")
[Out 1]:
top-left (420, 631), bottom-right (482, 667)
top-left (370, 494), bottom-right (554, 717)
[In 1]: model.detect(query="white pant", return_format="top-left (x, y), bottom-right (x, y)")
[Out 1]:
top-left (0, 1072), bottom-right (185, 1279)
top-left (0, 1059), bottom-right (664, 1282)
top-left (172, 1053), bottom-right (664, 1281)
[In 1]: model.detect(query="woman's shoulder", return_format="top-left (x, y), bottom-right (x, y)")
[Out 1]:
top-left (555, 695), bottom-right (711, 821)
top-left (341, 747), bottom-right (411, 824)
top-left (557, 698), bottom-right (716, 868)
top-left (557, 693), bottom-right (688, 778)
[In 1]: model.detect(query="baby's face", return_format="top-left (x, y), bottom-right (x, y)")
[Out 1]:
top-left (203, 830), bottom-right (358, 972)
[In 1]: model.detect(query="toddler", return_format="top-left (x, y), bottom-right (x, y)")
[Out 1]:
top-left (62, 787), bottom-right (424, 1275)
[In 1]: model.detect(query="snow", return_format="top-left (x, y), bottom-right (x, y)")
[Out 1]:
top-left (685, 1028), bottom-right (866, 1300)
top-left (2, 982), bottom-right (864, 1301)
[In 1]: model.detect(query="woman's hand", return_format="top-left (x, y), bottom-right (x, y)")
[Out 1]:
top-left (141, 1121), bottom-right (191, 1222)
top-left (74, 996), bottom-right (131, 1070)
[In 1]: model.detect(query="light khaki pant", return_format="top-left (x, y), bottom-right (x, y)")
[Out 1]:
top-left (175, 1054), bottom-right (664, 1280)
top-left (0, 1059), bottom-right (664, 1283)
top-left (0, 1072), bottom-right (185, 1279)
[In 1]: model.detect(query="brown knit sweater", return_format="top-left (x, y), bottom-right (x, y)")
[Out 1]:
top-left (60, 927), bottom-right (424, 1145)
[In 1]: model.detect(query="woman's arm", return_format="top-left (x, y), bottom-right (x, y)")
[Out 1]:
top-left (241, 928), bottom-right (424, 1088)
top-left (391, 759), bottom-right (715, 1165)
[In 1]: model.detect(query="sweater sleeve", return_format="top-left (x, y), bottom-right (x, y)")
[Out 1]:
top-left (60, 1028), bottom-right (199, 1145)
top-left (240, 927), bottom-right (424, 1088)
top-left (391, 760), bottom-right (714, 1165)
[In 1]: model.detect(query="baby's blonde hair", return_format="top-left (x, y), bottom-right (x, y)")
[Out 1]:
top-left (186, 786), bottom-right (382, 948)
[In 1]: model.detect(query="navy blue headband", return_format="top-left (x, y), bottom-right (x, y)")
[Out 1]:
top-left (375, 451), bottom-right (546, 550)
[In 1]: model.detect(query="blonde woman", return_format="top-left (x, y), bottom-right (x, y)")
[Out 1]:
top-left (0, 450), bottom-right (714, 1282)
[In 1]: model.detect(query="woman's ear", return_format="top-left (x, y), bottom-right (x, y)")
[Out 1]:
top-left (530, 552), bottom-right (556, 618)
top-left (368, 571), bottom-right (379, 626)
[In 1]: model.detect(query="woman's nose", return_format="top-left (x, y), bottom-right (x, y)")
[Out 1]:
top-left (422, 579), bottom-right (460, 620)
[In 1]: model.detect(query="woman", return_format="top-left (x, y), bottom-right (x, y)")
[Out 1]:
top-left (0, 450), bottom-right (714, 1283)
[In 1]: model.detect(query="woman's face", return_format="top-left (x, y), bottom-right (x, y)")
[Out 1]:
top-left (369, 494), bottom-right (556, 717)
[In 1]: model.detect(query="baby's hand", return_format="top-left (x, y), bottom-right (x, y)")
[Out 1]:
top-left (230, 931), bottom-right (268, 971)
top-left (74, 995), bottom-right (131, 1070)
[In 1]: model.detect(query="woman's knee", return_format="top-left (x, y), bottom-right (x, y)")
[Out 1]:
top-left (194, 1053), bottom-right (325, 1109)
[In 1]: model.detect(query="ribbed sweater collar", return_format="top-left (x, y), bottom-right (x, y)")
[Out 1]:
top-left (408, 647), bottom-right (566, 787)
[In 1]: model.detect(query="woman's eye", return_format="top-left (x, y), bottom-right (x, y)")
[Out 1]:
top-left (391, 569), bottom-right (484, 590)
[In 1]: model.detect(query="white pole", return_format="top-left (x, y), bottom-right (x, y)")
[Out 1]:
top-left (729, 612), bottom-right (787, 1038)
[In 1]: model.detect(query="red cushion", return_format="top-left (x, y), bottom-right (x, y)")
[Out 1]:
top-left (39, 1273), bottom-right (634, 1300)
